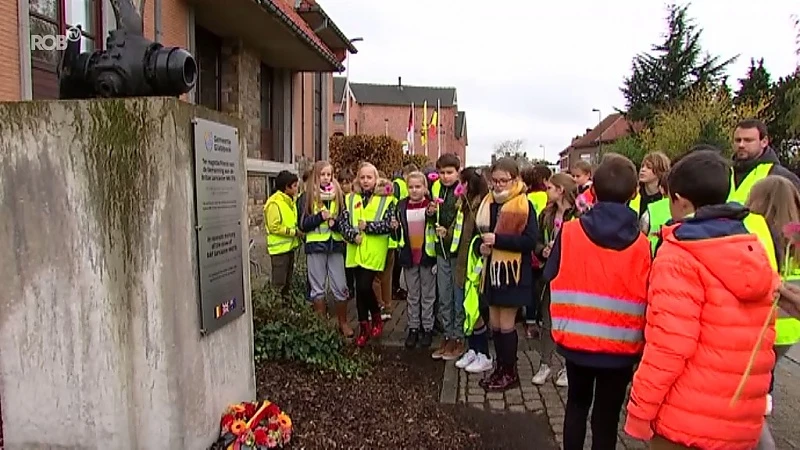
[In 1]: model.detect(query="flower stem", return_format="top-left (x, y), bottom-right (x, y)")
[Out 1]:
top-left (730, 295), bottom-right (778, 406)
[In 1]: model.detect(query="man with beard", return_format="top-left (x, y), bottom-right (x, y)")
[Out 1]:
top-left (729, 119), bottom-right (800, 203)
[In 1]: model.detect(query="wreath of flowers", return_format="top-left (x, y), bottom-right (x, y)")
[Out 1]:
top-left (212, 401), bottom-right (292, 449)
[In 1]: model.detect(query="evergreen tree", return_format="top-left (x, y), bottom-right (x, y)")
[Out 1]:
top-left (735, 58), bottom-right (772, 105)
top-left (621, 3), bottom-right (736, 123)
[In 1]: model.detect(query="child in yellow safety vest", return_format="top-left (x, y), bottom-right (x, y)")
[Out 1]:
top-left (263, 170), bottom-right (302, 297)
top-left (298, 161), bottom-right (352, 337)
top-left (632, 151), bottom-right (670, 217)
top-left (337, 168), bottom-right (356, 300)
top-left (532, 173), bottom-right (580, 388)
top-left (372, 177), bottom-right (398, 320)
top-left (453, 167), bottom-right (493, 373)
top-left (521, 164), bottom-right (552, 339)
top-left (337, 162), bottom-right (398, 347)
top-left (746, 176), bottom-right (800, 419)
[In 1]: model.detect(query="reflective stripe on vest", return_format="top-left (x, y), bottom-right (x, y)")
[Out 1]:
top-left (549, 221), bottom-right (650, 355)
top-left (742, 212), bottom-right (778, 270)
top-left (345, 193), bottom-right (390, 271)
top-left (431, 180), bottom-right (464, 253)
top-left (527, 191), bottom-right (548, 219)
top-left (728, 163), bottom-right (773, 205)
top-left (628, 191), bottom-right (641, 215)
top-left (394, 178), bottom-right (409, 200)
top-left (463, 235), bottom-right (484, 335)
top-left (646, 198), bottom-right (671, 254)
top-left (305, 200), bottom-right (343, 243)
top-left (264, 192), bottom-right (299, 255)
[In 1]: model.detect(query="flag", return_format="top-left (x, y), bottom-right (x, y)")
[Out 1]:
top-left (429, 107), bottom-right (438, 139)
top-left (406, 102), bottom-right (414, 152)
top-left (421, 101), bottom-right (428, 147)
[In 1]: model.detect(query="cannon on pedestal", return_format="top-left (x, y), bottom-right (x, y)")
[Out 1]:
top-left (58, 0), bottom-right (197, 99)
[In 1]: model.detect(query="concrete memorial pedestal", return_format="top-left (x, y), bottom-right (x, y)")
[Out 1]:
top-left (0, 98), bottom-right (255, 449)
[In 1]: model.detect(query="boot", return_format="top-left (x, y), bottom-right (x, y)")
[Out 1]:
top-left (479, 363), bottom-right (502, 389)
top-left (370, 313), bottom-right (384, 338)
top-left (335, 301), bottom-right (354, 338)
top-left (355, 321), bottom-right (371, 348)
top-left (486, 364), bottom-right (520, 392)
top-left (312, 300), bottom-right (327, 318)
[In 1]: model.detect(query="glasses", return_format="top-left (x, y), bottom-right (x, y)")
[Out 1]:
top-left (492, 178), bottom-right (513, 186)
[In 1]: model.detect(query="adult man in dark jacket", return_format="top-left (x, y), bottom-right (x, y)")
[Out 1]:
top-left (730, 119), bottom-right (800, 200)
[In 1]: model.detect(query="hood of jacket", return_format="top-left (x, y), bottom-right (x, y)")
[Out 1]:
top-left (578, 202), bottom-right (642, 251)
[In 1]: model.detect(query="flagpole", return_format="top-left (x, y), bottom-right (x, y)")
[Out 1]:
top-left (437, 98), bottom-right (442, 158)
top-left (423, 101), bottom-right (428, 158)
top-left (411, 102), bottom-right (415, 155)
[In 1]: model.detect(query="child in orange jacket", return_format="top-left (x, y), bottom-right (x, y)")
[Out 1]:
top-left (625, 150), bottom-right (780, 450)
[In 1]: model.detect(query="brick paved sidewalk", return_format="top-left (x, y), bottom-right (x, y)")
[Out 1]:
top-left (347, 299), bottom-right (648, 450)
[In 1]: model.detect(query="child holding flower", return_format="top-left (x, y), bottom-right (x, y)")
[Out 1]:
top-left (298, 161), bottom-right (352, 337)
top-left (532, 173), bottom-right (580, 388)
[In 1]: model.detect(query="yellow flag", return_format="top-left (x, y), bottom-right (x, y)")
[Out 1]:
top-left (421, 101), bottom-right (428, 146)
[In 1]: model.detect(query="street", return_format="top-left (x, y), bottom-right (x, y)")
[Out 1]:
top-left (770, 347), bottom-right (800, 449)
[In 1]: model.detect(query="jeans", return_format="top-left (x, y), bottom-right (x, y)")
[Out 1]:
top-left (436, 256), bottom-right (465, 339)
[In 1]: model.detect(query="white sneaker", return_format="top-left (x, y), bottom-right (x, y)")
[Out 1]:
top-left (455, 349), bottom-right (477, 369)
top-left (766, 393), bottom-right (773, 416)
top-left (465, 353), bottom-right (494, 373)
top-left (531, 364), bottom-right (552, 385)
top-left (556, 368), bottom-right (569, 387)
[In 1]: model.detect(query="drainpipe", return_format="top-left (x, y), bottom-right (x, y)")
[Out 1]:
top-left (302, 75), bottom-right (305, 159)
top-left (153, 0), bottom-right (162, 42)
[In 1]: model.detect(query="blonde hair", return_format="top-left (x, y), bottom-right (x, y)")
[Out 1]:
top-left (746, 175), bottom-right (800, 266)
top-left (304, 160), bottom-right (344, 216)
top-left (541, 173), bottom-right (578, 229)
top-left (405, 171), bottom-right (428, 196)
top-left (355, 162), bottom-right (379, 193)
top-left (641, 151), bottom-right (671, 179)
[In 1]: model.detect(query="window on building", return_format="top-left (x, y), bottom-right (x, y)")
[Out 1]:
top-left (195, 26), bottom-right (221, 112)
top-left (312, 73), bottom-right (323, 161)
top-left (260, 64), bottom-right (274, 161)
top-left (29, 0), bottom-right (107, 99)
top-left (333, 112), bottom-right (344, 123)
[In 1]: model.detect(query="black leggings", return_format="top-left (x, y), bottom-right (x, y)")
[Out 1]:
top-left (354, 267), bottom-right (381, 321)
top-left (563, 361), bottom-right (633, 450)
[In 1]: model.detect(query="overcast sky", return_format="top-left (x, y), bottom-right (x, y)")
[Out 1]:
top-left (323, 0), bottom-right (799, 165)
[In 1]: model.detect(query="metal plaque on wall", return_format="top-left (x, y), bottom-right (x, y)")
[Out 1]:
top-left (192, 118), bottom-right (245, 335)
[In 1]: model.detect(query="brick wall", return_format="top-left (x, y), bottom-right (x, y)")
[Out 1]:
top-left (331, 101), bottom-right (467, 166)
top-left (0, 0), bottom-right (20, 100)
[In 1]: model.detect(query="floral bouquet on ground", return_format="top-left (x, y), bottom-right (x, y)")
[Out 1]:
top-left (210, 401), bottom-right (292, 450)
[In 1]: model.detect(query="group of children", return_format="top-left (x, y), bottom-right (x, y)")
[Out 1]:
top-left (264, 129), bottom-right (800, 449)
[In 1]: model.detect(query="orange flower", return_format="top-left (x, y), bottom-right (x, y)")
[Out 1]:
top-left (230, 404), bottom-right (246, 413)
top-left (230, 419), bottom-right (248, 436)
top-left (277, 412), bottom-right (292, 430)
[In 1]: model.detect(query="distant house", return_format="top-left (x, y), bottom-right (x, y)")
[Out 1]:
top-left (559, 113), bottom-right (641, 170)
top-left (331, 76), bottom-right (468, 165)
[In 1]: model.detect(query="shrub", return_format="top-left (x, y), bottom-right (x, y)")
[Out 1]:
top-left (402, 153), bottom-right (432, 170)
top-left (252, 257), bottom-right (371, 378)
top-left (601, 135), bottom-right (648, 167)
top-left (329, 135), bottom-right (403, 176)
top-left (639, 86), bottom-right (770, 160)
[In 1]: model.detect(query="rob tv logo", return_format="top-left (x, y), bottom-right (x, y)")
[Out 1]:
top-left (30, 26), bottom-right (81, 51)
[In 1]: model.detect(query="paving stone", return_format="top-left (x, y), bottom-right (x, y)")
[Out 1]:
top-left (467, 395), bottom-right (485, 403)
top-left (471, 403), bottom-right (485, 410)
top-left (524, 400), bottom-right (544, 411)
top-left (488, 400), bottom-right (505, 410)
top-left (468, 387), bottom-right (485, 396)
top-left (486, 392), bottom-right (504, 401)
top-left (550, 417), bottom-right (565, 432)
top-left (508, 405), bottom-right (525, 413)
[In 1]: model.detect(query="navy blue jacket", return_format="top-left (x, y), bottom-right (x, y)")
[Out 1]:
top-left (297, 193), bottom-right (346, 255)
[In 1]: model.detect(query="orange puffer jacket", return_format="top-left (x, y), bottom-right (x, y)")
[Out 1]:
top-left (625, 221), bottom-right (780, 450)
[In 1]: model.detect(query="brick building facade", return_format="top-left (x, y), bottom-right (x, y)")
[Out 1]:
top-left (2, 0), bottom-right (357, 267)
top-left (558, 113), bottom-right (641, 170)
top-left (331, 76), bottom-right (468, 165)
